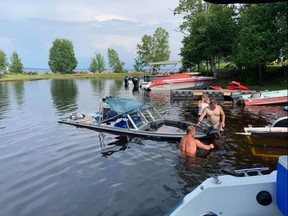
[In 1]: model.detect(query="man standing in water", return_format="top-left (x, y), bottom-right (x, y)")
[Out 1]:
top-left (197, 98), bottom-right (225, 130)
top-left (180, 126), bottom-right (214, 157)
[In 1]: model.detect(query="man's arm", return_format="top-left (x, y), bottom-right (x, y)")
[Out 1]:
top-left (196, 140), bottom-right (214, 150)
top-left (220, 106), bottom-right (225, 128)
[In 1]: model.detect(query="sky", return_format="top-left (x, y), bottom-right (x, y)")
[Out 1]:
top-left (0, 0), bottom-right (184, 70)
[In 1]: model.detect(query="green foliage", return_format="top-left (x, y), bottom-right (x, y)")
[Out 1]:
top-left (0, 50), bottom-right (8, 74)
top-left (89, 52), bottom-right (105, 73)
top-left (174, 0), bottom-right (205, 31)
top-left (175, 1), bottom-right (287, 85)
top-left (107, 48), bottom-right (124, 73)
top-left (48, 38), bottom-right (78, 74)
top-left (233, 3), bottom-right (287, 85)
top-left (177, 3), bottom-right (237, 73)
top-left (134, 27), bottom-right (170, 71)
top-left (9, 51), bottom-right (23, 74)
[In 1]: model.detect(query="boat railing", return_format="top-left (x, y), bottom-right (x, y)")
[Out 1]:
top-left (235, 167), bottom-right (270, 177)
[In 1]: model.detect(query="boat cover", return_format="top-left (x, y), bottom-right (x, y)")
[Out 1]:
top-left (103, 97), bottom-right (153, 115)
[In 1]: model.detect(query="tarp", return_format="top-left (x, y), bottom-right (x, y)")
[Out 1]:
top-left (103, 97), bottom-right (153, 115)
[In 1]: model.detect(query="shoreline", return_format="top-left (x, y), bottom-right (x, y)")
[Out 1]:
top-left (0, 72), bottom-right (285, 91)
top-left (0, 72), bottom-right (145, 82)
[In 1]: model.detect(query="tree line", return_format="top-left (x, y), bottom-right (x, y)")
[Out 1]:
top-left (174, 1), bottom-right (287, 85)
top-left (0, 27), bottom-right (170, 75)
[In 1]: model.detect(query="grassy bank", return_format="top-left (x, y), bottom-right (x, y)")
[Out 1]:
top-left (0, 72), bottom-right (145, 82)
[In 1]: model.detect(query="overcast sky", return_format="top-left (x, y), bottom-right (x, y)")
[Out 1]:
top-left (0, 0), bottom-right (183, 70)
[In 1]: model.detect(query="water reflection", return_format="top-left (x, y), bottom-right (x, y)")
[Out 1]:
top-left (90, 79), bottom-right (104, 97)
top-left (98, 134), bottom-right (146, 157)
top-left (50, 80), bottom-right (78, 114)
top-left (99, 134), bottom-right (130, 157)
top-left (12, 81), bottom-right (25, 107)
top-left (0, 82), bottom-right (10, 122)
top-left (244, 105), bottom-right (287, 122)
top-left (109, 79), bottom-right (124, 96)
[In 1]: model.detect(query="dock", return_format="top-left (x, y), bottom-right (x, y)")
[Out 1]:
top-left (170, 89), bottom-right (255, 103)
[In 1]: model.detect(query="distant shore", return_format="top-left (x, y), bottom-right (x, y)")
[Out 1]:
top-left (0, 72), bottom-right (145, 82)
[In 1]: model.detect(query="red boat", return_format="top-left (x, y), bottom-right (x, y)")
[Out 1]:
top-left (209, 85), bottom-right (223, 90)
top-left (209, 81), bottom-right (250, 91)
top-left (142, 73), bottom-right (216, 91)
top-left (227, 81), bottom-right (250, 90)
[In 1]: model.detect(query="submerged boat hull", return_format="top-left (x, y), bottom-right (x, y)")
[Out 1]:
top-left (58, 97), bottom-right (221, 140)
top-left (58, 119), bottom-right (213, 140)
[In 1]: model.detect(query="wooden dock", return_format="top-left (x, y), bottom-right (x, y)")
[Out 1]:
top-left (170, 89), bottom-right (255, 103)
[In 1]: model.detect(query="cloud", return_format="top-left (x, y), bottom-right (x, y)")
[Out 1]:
top-left (0, 0), bottom-right (183, 69)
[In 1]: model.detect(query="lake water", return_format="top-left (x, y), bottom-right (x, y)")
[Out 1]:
top-left (0, 79), bottom-right (287, 216)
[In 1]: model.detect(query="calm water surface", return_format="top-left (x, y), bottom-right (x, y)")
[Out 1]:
top-left (0, 79), bottom-right (287, 216)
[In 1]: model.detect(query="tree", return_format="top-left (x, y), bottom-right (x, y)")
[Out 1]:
top-left (89, 53), bottom-right (105, 73)
top-left (48, 38), bottom-right (78, 74)
top-left (134, 35), bottom-right (153, 71)
top-left (175, 2), bottom-right (237, 76)
top-left (107, 48), bottom-right (124, 73)
top-left (134, 27), bottom-right (170, 71)
top-left (233, 3), bottom-right (287, 85)
top-left (0, 50), bottom-right (8, 74)
top-left (9, 51), bottom-right (23, 74)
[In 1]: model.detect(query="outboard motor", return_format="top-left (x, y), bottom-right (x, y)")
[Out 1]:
top-left (207, 128), bottom-right (221, 139)
top-left (132, 77), bottom-right (140, 87)
top-left (132, 85), bottom-right (140, 94)
top-left (124, 76), bottom-right (129, 87)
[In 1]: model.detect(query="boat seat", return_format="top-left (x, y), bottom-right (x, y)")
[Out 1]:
top-left (276, 155), bottom-right (288, 216)
top-left (114, 120), bottom-right (128, 128)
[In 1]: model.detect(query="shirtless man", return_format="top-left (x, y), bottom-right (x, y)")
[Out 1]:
top-left (180, 126), bottom-right (214, 157)
top-left (197, 98), bottom-right (225, 130)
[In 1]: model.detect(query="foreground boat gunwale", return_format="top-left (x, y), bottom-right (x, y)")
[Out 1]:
top-left (167, 155), bottom-right (287, 216)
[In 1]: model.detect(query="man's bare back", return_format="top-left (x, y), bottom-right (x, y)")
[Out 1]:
top-left (180, 126), bottom-right (214, 157)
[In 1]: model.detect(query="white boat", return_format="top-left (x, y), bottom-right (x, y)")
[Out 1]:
top-left (243, 116), bottom-right (288, 137)
top-left (142, 73), bottom-right (216, 91)
top-left (167, 155), bottom-right (288, 216)
top-left (58, 97), bottom-right (220, 140)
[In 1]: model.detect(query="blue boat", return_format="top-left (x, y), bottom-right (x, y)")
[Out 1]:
top-left (240, 89), bottom-right (288, 106)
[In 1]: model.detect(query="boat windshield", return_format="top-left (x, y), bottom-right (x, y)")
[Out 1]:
top-left (139, 107), bottom-right (163, 123)
top-left (128, 112), bottom-right (147, 128)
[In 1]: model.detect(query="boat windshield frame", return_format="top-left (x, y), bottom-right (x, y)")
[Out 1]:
top-left (126, 107), bottom-right (163, 130)
top-left (98, 98), bottom-right (164, 130)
